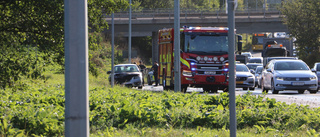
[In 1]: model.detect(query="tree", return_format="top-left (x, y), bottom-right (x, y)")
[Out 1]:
top-left (0, 0), bottom-right (128, 88)
top-left (280, 0), bottom-right (320, 66)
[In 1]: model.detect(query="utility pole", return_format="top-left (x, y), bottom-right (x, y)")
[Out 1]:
top-left (64, 0), bottom-right (89, 136)
top-left (228, 0), bottom-right (237, 136)
top-left (128, 0), bottom-right (132, 63)
top-left (111, 13), bottom-right (115, 87)
top-left (174, 0), bottom-right (181, 92)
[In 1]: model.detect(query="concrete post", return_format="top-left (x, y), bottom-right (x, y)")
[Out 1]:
top-left (228, 0), bottom-right (237, 136)
top-left (64, 0), bottom-right (89, 136)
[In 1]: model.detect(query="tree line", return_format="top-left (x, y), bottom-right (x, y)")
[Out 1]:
top-left (0, 0), bottom-right (319, 88)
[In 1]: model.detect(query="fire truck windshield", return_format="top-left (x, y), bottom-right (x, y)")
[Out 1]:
top-left (184, 34), bottom-right (228, 54)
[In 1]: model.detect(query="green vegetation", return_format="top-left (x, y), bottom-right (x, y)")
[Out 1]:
top-left (280, 0), bottom-right (320, 66)
top-left (1, 65), bottom-right (320, 136)
top-left (0, 0), bottom-right (128, 88)
top-left (1, 0), bottom-right (320, 136)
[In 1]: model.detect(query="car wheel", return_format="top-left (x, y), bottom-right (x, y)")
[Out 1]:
top-left (249, 87), bottom-right (255, 91)
top-left (147, 76), bottom-right (152, 85)
top-left (243, 87), bottom-right (248, 90)
top-left (138, 86), bottom-right (143, 89)
top-left (309, 90), bottom-right (317, 94)
top-left (261, 79), bottom-right (268, 93)
top-left (271, 79), bottom-right (279, 94)
top-left (298, 90), bottom-right (305, 94)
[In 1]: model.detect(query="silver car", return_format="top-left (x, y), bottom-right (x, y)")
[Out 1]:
top-left (236, 63), bottom-right (255, 90)
top-left (312, 62), bottom-right (320, 90)
top-left (107, 64), bottom-right (143, 89)
top-left (261, 59), bottom-right (318, 94)
top-left (254, 66), bottom-right (263, 88)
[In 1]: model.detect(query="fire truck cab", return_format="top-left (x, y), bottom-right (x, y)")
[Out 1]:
top-left (158, 26), bottom-right (242, 93)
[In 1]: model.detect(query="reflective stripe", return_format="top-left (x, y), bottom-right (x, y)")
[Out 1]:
top-left (180, 57), bottom-right (190, 68)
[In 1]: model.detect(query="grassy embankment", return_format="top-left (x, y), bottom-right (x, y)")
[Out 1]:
top-left (1, 63), bottom-right (320, 137)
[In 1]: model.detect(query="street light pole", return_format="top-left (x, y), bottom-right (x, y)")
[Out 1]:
top-left (64, 0), bottom-right (89, 136)
top-left (128, 0), bottom-right (132, 63)
top-left (228, 0), bottom-right (237, 136)
top-left (174, 0), bottom-right (181, 92)
top-left (111, 13), bottom-right (115, 87)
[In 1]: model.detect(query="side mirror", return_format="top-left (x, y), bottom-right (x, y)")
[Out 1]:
top-left (250, 69), bottom-right (255, 74)
top-left (311, 68), bottom-right (316, 72)
top-left (107, 71), bottom-right (111, 74)
top-left (266, 69), bottom-right (272, 72)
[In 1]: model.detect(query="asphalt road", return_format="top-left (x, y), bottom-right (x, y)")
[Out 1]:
top-left (138, 85), bottom-right (320, 108)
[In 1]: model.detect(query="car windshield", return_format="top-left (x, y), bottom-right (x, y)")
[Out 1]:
top-left (246, 64), bottom-right (261, 70)
top-left (249, 58), bottom-right (262, 63)
top-left (236, 65), bottom-right (249, 72)
top-left (114, 65), bottom-right (139, 73)
top-left (267, 57), bottom-right (296, 63)
top-left (274, 61), bottom-right (309, 70)
top-left (255, 67), bottom-right (263, 74)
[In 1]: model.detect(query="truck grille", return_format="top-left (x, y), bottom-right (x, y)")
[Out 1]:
top-left (196, 64), bottom-right (223, 75)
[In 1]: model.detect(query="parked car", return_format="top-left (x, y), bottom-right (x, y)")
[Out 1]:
top-left (248, 57), bottom-right (263, 64)
top-left (312, 62), bottom-right (320, 90)
top-left (246, 63), bottom-right (263, 73)
top-left (255, 66), bottom-right (263, 88)
top-left (241, 52), bottom-right (252, 59)
top-left (236, 63), bottom-right (255, 90)
top-left (107, 64), bottom-right (143, 89)
top-left (261, 59), bottom-right (318, 94)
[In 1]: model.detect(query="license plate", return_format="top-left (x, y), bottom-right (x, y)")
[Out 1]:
top-left (292, 82), bottom-right (304, 86)
top-left (236, 81), bottom-right (243, 84)
top-left (205, 71), bottom-right (216, 75)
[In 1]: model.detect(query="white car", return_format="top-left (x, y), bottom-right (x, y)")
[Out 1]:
top-left (255, 66), bottom-right (263, 88)
top-left (241, 52), bottom-right (252, 59)
top-left (261, 59), bottom-right (318, 94)
top-left (248, 57), bottom-right (263, 64)
top-left (107, 64), bottom-right (143, 89)
top-left (236, 63), bottom-right (255, 90)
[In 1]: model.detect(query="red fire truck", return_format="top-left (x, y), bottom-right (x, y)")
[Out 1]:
top-left (158, 26), bottom-right (242, 93)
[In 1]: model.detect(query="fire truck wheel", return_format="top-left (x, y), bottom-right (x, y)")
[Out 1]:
top-left (210, 87), bottom-right (218, 93)
top-left (203, 87), bottom-right (210, 93)
top-left (181, 85), bottom-right (188, 93)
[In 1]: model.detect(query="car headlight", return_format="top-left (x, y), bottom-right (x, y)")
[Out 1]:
top-left (182, 70), bottom-right (192, 76)
top-left (310, 76), bottom-right (317, 80)
top-left (248, 75), bottom-right (253, 78)
top-left (276, 77), bottom-right (284, 81)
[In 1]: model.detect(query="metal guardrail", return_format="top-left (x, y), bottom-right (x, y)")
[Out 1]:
top-left (105, 8), bottom-right (282, 20)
